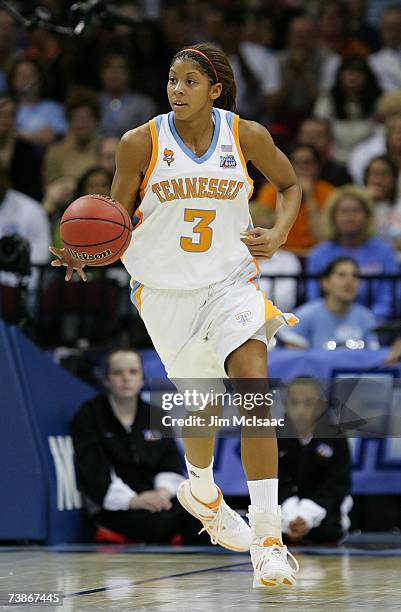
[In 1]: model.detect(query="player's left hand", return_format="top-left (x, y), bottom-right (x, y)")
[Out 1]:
top-left (240, 226), bottom-right (286, 258)
top-left (49, 246), bottom-right (87, 282)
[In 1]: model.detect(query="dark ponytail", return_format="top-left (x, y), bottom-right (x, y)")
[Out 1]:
top-left (171, 43), bottom-right (237, 113)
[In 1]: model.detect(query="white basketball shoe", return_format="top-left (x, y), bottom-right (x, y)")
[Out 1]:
top-left (248, 505), bottom-right (299, 588)
top-left (177, 480), bottom-right (252, 551)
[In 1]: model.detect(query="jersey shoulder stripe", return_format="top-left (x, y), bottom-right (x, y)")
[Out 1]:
top-left (232, 114), bottom-right (254, 198)
top-left (139, 118), bottom-right (159, 199)
top-left (139, 108), bottom-right (253, 200)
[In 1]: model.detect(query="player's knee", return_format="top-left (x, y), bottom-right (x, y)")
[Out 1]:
top-left (225, 339), bottom-right (268, 379)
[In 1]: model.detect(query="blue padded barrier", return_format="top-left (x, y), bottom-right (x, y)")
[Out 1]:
top-left (0, 321), bottom-right (46, 540)
top-left (8, 325), bottom-right (96, 544)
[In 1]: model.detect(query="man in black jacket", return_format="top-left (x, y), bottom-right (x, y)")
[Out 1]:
top-left (278, 376), bottom-right (353, 544)
top-left (71, 348), bottom-right (206, 544)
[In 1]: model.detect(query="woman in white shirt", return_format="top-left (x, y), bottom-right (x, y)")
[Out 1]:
top-left (314, 56), bottom-right (381, 163)
top-left (364, 155), bottom-right (401, 255)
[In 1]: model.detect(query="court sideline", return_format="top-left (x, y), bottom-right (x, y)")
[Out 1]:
top-left (1, 545), bottom-right (400, 611)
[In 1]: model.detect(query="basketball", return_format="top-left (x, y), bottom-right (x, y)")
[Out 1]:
top-left (60, 194), bottom-right (133, 266)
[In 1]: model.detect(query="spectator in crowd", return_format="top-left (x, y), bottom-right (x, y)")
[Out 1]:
top-left (71, 349), bottom-right (207, 544)
top-left (0, 8), bottom-right (20, 96)
top-left (24, 29), bottom-right (61, 66)
top-left (46, 166), bottom-right (112, 269)
top-left (0, 96), bottom-right (42, 201)
top-left (216, 10), bottom-right (281, 121)
top-left (364, 155), bottom-right (401, 253)
top-left (74, 165), bottom-right (128, 287)
top-left (242, 9), bottom-right (275, 50)
top-left (280, 257), bottom-right (379, 350)
top-left (346, 0), bottom-right (380, 51)
top-left (44, 88), bottom-right (100, 185)
top-left (99, 52), bottom-right (156, 138)
top-left (319, 0), bottom-right (371, 58)
top-left (0, 162), bottom-right (50, 284)
top-left (307, 185), bottom-right (399, 320)
top-left (22, 4), bottom-right (65, 99)
top-left (0, 6), bottom-right (19, 96)
top-left (387, 113), bottom-right (401, 186)
top-left (313, 56), bottom-right (382, 163)
top-left (130, 21), bottom-right (172, 113)
top-left (75, 166), bottom-right (112, 199)
top-left (348, 98), bottom-right (401, 185)
top-left (249, 202), bottom-right (301, 313)
top-left (161, 4), bottom-right (193, 53)
top-left (275, 15), bottom-right (340, 129)
top-left (7, 58), bottom-right (67, 147)
top-left (257, 144), bottom-right (334, 256)
top-left (279, 376), bottom-right (352, 544)
top-left (369, 6), bottom-right (401, 93)
top-left (108, 1), bottom-right (143, 38)
top-left (97, 136), bottom-right (118, 176)
top-left (297, 117), bottom-right (351, 186)
top-left (197, 2), bottom-right (225, 44)
top-left (43, 175), bottom-right (76, 249)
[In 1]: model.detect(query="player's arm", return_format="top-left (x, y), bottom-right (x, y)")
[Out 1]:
top-left (239, 119), bottom-right (301, 258)
top-left (111, 123), bottom-right (152, 215)
top-left (50, 124), bottom-right (152, 281)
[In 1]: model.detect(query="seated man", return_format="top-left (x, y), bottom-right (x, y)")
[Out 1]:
top-left (71, 348), bottom-right (206, 544)
top-left (278, 376), bottom-right (353, 544)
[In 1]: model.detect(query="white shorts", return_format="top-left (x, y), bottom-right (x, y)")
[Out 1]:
top-left (131, 258), bottom-right (297, 380)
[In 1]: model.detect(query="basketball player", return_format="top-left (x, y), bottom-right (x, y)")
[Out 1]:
top-left (50, 44), bottom-right (301, 588)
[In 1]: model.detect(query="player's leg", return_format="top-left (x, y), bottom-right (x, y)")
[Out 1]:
top-left (138, 283), bottom-right (218, 504)
top-left (177, 391), bottom-right (252, 551)
top-left (226, 339), bottom-right (277, 481)
top-left (181, 401), bottom-right (221, 503)
top-left (138, 286), bottom-right (252, 551)
top-left (226, 339), bottom-right (299, 588)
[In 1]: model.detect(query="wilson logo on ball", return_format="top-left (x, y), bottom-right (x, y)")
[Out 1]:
top-left (67, 248), bottom-right (112, 261)
top-left (60, 195), bottom-right (133, 267)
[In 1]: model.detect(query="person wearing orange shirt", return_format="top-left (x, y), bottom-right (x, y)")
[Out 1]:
top-left (256, 144), bottom-right (334, 256)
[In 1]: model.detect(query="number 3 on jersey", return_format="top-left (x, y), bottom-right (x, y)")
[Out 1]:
top-left (180, 209), bottom-right (216, 253)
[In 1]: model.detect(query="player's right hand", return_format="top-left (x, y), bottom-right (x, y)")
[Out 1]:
top-left (49, 246), bottom-right (87, 282)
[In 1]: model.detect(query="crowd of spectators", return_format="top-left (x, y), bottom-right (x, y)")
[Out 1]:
top-left (0, 0), bottom-right (400, 353)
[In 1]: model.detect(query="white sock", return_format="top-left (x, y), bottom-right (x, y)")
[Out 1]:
top-left (247, 478), bottom-right (279, 514)
top-left (185, 456), bottom-right (218, 504)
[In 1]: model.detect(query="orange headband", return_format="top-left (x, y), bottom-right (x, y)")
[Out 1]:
top-left (182, 48), bottom-right (219, 82)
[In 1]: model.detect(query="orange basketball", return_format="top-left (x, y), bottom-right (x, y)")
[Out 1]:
top-left (60, 195), bottom-right (133, 266)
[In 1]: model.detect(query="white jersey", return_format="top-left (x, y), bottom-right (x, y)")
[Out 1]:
top-left (122, 107), bottom-right (255, 290)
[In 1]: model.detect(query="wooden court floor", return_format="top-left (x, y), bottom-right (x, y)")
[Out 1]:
top-left (1, 545), bottom-right (400, 611)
